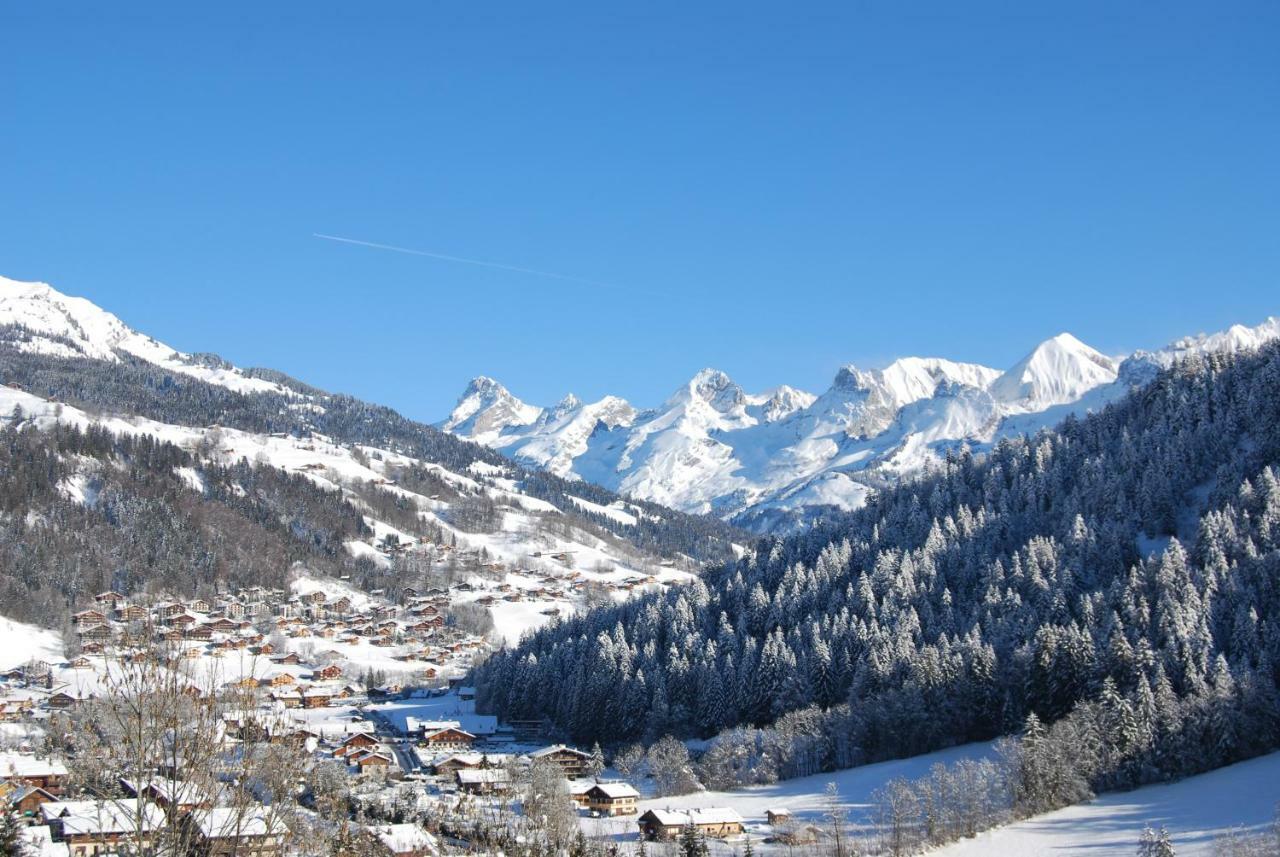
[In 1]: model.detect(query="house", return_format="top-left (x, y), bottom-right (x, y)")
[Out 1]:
top-left (313, 664), bottom-right (342, 681)
top-left (638, 808), bottom-right (745, 841)
top-left (529, 745), bottom-right (592, 779)
top-left (46, 799), bottom-right (165, 856)
top-left (193, 807), bottom-right (288, 857)
top-left (766, 808), bottom-right (792, 826)
top-left (301, 687), bottom-right (333, 709)
top-left (335, 732), bottom-right (380, 758)
top-left (455, 768), bottom-right (511, 795)
top-left (584, 782), bottom-right (640, 816)
top-left (72, 609), bottom-right (108, 627)
top-left (94, 591), bottom-right (126, 609)
top-left (118, 604), bottom-right (148, 622)
top-left (420, 727), bottom-right (475, 752)
top-left (372, 823), bottom-right (437, 857)
top-left (50, 691), bottom-right (91, 710)
top-left (120, 777), bottom-right (212, 812)
top-left (351, 751), bottom-right (394, 772)
top-left (2, 783), bottom-right (58, 816)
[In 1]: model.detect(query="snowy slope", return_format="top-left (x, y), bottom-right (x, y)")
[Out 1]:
top-left (0, 275), bottom-right (290, 395)
top-left (933, 750), bottom-right (1280, 856)
top-left (988, 332), bottom-right (1118, 409)
top-left (0, 617), bottom-right (65, 670)
top-left (444, 319), bottom-right (1280, 530)
top-left (0, 274), bottom-right (727, 641)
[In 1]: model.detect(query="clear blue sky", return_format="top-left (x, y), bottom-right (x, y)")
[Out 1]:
top-left (3, 3), bottom-right (1278, 421)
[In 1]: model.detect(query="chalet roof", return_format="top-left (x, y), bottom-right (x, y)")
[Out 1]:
top-left (640, 808), bottom-right (743, 827)
top-left (194, 806), bottom-right (288, 839)
top-left (530, 743), bottom-right (590, 760)
top-left (587, 782), bottom-right (640, 799)
top-left (0, 752), bottom-right (68, 779)
top-left (57, 800), bottom-right (165, 836)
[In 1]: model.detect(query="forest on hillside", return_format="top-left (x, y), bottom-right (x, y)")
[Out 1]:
top-left (477, 342), bottom-right (1280, 797)
top-left (0, 326), bottom-right (747, 565)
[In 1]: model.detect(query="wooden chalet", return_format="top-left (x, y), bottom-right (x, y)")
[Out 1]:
top-left (638, 808), bottom-right (744, 841)
top-left (584, 782), bottom-right (640, 816)
top-left (529, 744), bottom-right (592, 779)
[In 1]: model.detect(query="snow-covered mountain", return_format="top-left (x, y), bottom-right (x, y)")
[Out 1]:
top-left (0, 276), bottom-right (291, 395)
top-left (442, 318), bottom-right (1280, 530)
top-left (0, 274), bottom-right (747, 640)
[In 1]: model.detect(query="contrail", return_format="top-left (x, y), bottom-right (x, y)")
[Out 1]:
top-left (313, 232), bottom-right (624, 290)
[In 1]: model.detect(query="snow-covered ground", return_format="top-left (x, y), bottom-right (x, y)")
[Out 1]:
top-left (580, 744), bottom-right (1280, 856)
top-left (0, 618), bottom-right (65, 670)
top-left (580, 742), bottom-right (998, 844)
top-left (932, 751), bottom-right (1280, 857)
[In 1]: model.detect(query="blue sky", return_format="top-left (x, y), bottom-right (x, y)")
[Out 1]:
top-left (3, 3), bottom-right (1278, 421)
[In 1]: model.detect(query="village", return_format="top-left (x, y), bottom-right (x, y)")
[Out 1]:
top-left (0, 573), bottom-right (757, 857)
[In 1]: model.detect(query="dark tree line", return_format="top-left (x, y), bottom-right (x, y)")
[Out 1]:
top-left (477, 341), bottom-right (1280, 795)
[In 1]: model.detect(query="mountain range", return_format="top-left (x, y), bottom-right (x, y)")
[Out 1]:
top-left (441, 319), bottom-right (1280, 531)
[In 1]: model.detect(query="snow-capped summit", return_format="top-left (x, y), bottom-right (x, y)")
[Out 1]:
top-left (440, 376), bottom-right (543, 442)
top-left (747, 385), bottom-right (817, 423)
top-left (674, 368), bottom-right (749, 417)
top-left (0, 275), bottom-right (289, 395)
top-left (989, 333), bottom-right (1118, 409)
top-left (442, 317), bottom-right (1280, 531)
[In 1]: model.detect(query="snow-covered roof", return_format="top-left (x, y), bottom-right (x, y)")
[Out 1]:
top-left (57, 800), bottom-right (165, 836)
top-left (587, 782), bottom-right (639, 799)
top-left (0, 751), bottom-right (68, 779)
top-left (373, 823), bottom-right (437, 855)
top-left (529, 743), bottom-right (589, 759)
top-left (641, 807), bottom-right (744, 826)
top-left (193, 807), bottom-right (288, 839)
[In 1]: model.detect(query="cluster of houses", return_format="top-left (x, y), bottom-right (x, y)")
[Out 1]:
top-left (62, 585), bottom-right (485, 687)
top-left (0, 752), bottom-right (290, 857)
top-left (0, 572), bottom-right (756, 855)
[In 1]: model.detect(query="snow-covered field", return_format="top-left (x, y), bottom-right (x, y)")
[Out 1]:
top-left (581, 742), bottom-right (998, 844)
top-left (932, 751), bottom-right (1280, 856)
top-left (580, 744), bottom-right (1280, 856)
top-left (0, 618), bottom-right (65, 670)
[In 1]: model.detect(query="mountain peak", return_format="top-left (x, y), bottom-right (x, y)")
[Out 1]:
top-left (990, 332), bottom-right (1118, 408)
top-left (442, 376), bottom-right (541, 439)
top-left (462, 375), bottom-right (509, 398)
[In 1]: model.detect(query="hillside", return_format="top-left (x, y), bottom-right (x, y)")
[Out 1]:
top-left (0, 275), bottom-right (747, 636)
top-left (443, 319), bottom-right (1280, 531)
top-left (477, 339), bottom-right (1280, 798)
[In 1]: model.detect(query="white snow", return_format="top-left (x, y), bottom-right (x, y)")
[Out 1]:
top-left (0, 276), bottom-right (292, 396)
top-left (444, 317), bottom-right (1280, 529)
top-left (566, 495), bottom-right (638, 526)
top-left (579, 742), bottom-right (998, 842)
top-left (0, 618), bottom-right (65, 670)
top-left (932, 750), bottom-right (1280, 857)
